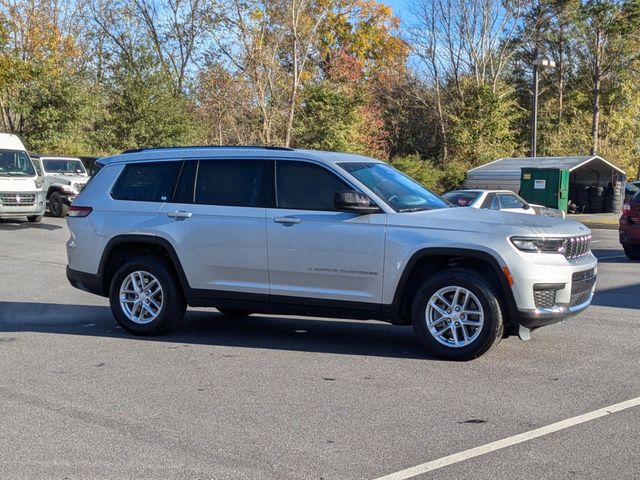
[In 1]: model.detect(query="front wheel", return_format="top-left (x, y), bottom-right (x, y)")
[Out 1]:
top-left (49, 192), bottom-right (68, 217)
top-left (411, 268), bottom-right (504, 361)
top-left (623, 244), bottom-right (640, 261)
top-left (109, 256), bottom-right (186, 335)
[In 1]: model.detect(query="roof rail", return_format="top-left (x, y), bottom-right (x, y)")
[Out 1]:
top-left (121, 145), bottom-right (295, 154)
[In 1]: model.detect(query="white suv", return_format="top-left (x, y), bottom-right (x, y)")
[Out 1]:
top-left (66, 147), bottom-right (597, 360)
top-left (31, 155), bottom-right (90, 217)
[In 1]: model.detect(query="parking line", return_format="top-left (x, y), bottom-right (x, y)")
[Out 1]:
top-left (374, 397), bottom-right (640, 480)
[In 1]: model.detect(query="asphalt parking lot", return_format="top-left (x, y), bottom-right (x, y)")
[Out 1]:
top-left (0, 217), bottom-right (638, 479)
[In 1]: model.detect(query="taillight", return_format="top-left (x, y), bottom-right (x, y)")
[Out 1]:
top-left (68, 206), bottom-right (93, 217)
top-left (622, 203), bottom-right (631, 215)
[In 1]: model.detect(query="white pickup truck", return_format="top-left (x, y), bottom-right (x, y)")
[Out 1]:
top-left (0, 133), bottom-right (45, 222)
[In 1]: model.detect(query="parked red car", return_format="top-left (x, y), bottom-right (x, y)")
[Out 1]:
top-left (620, 190), bottom-right (640, 260)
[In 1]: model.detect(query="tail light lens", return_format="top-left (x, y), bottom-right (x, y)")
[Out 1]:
top-left (68, 206), bottom-right (93, 217)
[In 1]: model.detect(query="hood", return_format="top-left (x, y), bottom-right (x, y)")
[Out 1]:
top-left (46, 173), bottom-right (89, 183)
top-left (387, 206), bottom-right (590, 238)
top-left (0, 176), bottom-right (38, 192)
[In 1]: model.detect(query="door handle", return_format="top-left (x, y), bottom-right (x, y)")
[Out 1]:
top-left (273, 216), bottom-right (301, 225)
top-left (167, 210), bottom-right (192, 219)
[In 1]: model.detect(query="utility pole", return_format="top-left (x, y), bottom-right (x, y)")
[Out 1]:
top-left (530, 58), bottom-right (556, 158)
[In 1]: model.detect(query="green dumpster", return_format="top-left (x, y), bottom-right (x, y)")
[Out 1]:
top-left (520, 168), bottom-right (569, 213)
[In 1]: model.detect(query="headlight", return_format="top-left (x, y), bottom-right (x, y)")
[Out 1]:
top-left (510, 237), bottom-right (566, 254)
top-left (35, 179), bottom-right (43, 189)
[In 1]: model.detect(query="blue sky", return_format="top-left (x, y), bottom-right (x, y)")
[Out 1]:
top-left (382, 0), bottom-right (410, 24)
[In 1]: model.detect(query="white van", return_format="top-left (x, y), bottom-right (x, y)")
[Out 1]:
top-left (0, 133), bottom-right (45, 222)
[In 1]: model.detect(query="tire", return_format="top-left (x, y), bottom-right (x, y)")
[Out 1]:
top-left (109, 255), bottom-right (186, 335)
top-left (217, 308), bottom-right (252, 318)
top-left (623, 245), bottom-right (640, 261)
top-left (27, 215), bottom-right (43, 223)
top-left (49, 192), bottom-right (68, 217)
top-left (411, 268), bottom-right (504, 361)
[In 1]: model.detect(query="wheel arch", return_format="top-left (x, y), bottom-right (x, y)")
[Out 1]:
top-left (389, 248), bottom-right (517, 329)
top-left (98, 235), bottom-right (190, 298)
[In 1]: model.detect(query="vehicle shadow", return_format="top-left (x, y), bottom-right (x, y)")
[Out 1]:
top-left (592, 248), bottom-right (632, 263)
top-left (0, 301), bottom-right (431, 360)
top-left (0, 219), bottom-right (62, 231)
top-left (592, 283), bottom-right (640, 309)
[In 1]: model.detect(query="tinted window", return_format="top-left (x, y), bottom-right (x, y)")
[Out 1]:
top-left (498, 194), bottom-right (525, 209)
top-left (194, 160), bottom-right (272, 207)
top-left (277, 161), bottom-right (350, 211)
top-left (112, 161), bottom-right (181, 202)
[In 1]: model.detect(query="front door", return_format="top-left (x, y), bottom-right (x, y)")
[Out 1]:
top-left (267, 160), bottom-right (386, 305)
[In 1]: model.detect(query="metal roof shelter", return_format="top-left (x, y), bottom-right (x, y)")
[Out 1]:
top-left (463, 155), bottom-right (626, 192)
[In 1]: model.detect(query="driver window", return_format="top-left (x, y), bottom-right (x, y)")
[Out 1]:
top-left (276, 161), bottom-right (350, 211)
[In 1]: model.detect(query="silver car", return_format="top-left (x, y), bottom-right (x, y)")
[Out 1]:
top-left (66, 147), bottom-right (596, 360)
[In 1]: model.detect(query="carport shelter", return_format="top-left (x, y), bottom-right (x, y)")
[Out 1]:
top-left (463, 155), bottom-right (626, 213)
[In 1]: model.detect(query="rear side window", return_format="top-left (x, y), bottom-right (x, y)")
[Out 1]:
top-left (112, 161), bottom-right (181, 202)
top-left (193, 160), bottom-right (272, 207)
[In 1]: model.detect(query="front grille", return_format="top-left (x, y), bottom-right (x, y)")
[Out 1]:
top-left (534, 289), bottom-right (557, 309)
top-left (570, 270), bottom-right (597, 307)
top-left (0, 193), bottom-right (36, 206)
top-left (572, 268), bottom-right (596, 282)
top-left (570, 290), bottom-right (592, 307)
top-left (564, 235), bottom-right (592, 259)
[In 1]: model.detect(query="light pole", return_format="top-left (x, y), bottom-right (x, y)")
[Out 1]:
top-left (531, 58), bottom-right (556, 158)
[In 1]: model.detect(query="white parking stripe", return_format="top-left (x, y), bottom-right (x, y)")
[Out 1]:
top-left (375, 397), bottom-right (640, 480)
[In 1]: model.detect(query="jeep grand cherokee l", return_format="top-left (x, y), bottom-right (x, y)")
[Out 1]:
top-left (66, 147), bottom-right (597, 360)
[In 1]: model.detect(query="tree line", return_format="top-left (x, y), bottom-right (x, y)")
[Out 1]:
top-left (1, 0), bottom-right (639, 191)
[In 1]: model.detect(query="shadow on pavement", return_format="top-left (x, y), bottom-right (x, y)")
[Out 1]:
top-left (0, 219), bottom-right (62, 231)
top-left (592, 283), bottom-right (640, 309)
top-left (592, 248), bottom-right (632, 263)
top-left (0, 301), bottom-right (430, 360)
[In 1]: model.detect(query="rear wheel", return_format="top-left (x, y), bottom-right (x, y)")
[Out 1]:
top-left (411, 268), bottom-right (504, 361)
top-left (623, 244), bottom-right (640, 261)
top-left (27, 215), bottom-right (42, 223)
top-left (109, 256), bottom-right (186, 335)
top-left (49, 192), bottom-right (68, 217)
top-left (217, 308), bottom-right (252, 318)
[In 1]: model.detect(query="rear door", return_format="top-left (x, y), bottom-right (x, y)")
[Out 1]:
top-left (156, 158), bottom-right (273, 298)
top-left (266, 160), bottom-right (386, 304)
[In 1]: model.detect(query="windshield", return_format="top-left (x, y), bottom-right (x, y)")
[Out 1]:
top-left (43, 158), bottom-right (87, 174)
top-left (0, 150), bottom-right (36, 177)
top-left (442, 191), bottom-right (481, 207)
top-left (339, 162), bottom-right (448, 212)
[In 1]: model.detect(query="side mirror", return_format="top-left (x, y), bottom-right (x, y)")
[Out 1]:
top-left (334, 191), bottom-right (380, 214)
top-left (523, 203), bottom-right (531, 210)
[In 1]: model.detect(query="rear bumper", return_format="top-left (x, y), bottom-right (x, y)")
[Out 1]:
top-left (66, 266), bottom-right (106, 297)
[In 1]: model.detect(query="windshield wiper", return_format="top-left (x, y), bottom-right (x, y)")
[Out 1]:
top-left (397, 207), bottom-right (430, 212)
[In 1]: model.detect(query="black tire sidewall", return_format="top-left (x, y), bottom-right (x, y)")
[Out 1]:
top-left (49, 193), bottom-right (68, 217)
top-left (623, 245), bottom-right (640, 261)
top-left (109, 256), bottom-right (185, 335)
top-left (411, 269), bottom-right (503, 360)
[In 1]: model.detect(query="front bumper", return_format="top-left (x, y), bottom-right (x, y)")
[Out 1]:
top-left (505, 249), bottom-right (597, 329)
top-left (0, 191), bottom-right (46, 218)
